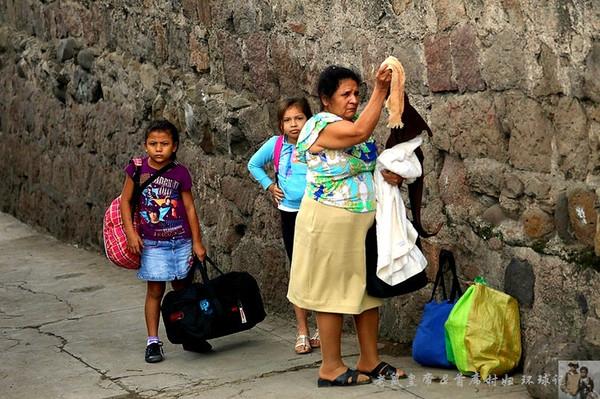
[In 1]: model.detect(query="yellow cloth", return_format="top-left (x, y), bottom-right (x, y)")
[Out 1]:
top-left (382, 56), bottom-right (406, 129)
top-left (287, 197), bottom-right (383, 314)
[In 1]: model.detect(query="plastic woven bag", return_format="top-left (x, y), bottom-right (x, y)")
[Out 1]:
top-left (103, 195), bottom-right (140, 269)
top-left (103, 158), bottom-right (143, 270)
top-left (444, 277), bottom-right (521, 380)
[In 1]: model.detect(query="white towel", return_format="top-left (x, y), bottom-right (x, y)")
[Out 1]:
top-left (374, 135), bottom-right (428, 285)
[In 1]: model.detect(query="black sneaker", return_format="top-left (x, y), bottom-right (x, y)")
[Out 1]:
top-left (145, 341), bottom-right (164, 363)
top-left (182, 340), bottom-right (212, 353)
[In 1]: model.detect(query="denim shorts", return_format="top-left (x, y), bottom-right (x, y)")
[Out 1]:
top-left (138, 238), bottom-right (193, 281)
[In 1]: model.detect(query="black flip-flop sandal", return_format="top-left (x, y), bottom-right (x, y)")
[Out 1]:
top-left (317, 368), bottom-right (372, 388)
top-left (361, 361), bottom-right (408, 380)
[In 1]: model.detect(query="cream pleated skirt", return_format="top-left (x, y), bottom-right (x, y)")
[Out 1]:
top-left (287, 197), bottom-right (383, 314)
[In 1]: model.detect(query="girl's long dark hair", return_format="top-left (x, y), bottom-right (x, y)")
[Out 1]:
top-left (276, 97), bottom-right (313, 134)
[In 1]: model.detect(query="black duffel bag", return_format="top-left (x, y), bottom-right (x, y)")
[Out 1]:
top-left (161, 256), bottom-right (266, 343)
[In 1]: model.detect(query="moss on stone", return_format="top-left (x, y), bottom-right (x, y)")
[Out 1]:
top-left (531, 241), bottom-right (547, 254)
top-left (528, 242), bottom-right (599, 272)
top-left (471, 221), bottom-right (503, 241)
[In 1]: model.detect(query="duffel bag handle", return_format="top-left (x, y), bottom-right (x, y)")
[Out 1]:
top-left (192, 255), bottom-right (225, 284)
top-left (203, 255), bottom-right (225, 276)
top-left (430, 250), bottom-right (463, 302)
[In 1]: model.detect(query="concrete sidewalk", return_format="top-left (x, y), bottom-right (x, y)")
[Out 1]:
top-left (0, 212), bottom-right (532, 398)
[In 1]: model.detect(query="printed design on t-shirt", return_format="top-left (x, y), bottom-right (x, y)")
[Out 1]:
top-left (282, 146), bottom-right (298, 179)
top-left (139, 175), bottom-right (186, 239)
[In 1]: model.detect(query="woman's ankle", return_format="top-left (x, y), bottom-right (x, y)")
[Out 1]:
top-left (355, 356), bottom-right (380, 371)
top-left (319, 363), bottom-right (348, 379)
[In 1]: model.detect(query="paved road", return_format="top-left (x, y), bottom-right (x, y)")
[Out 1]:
top-left (0, 212), bottom-right (532, 398)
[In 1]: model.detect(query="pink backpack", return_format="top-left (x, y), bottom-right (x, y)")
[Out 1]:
top-left (273, 135), bottom-right (284, 176)
top-left (103, 158), bottom-right (143, 269)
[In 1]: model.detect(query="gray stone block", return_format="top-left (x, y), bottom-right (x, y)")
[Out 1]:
top-left (555, 191), bottom-right (573, 242)
top-left (504, 258), bottom-right (534, 308)
top-left (56, 38), bottom-right (77, 62)
top-left (481, 29), bottom-right (525, 91)
top-left (77, 49), bottom-right (95, 71)
top-left (16, 58), bottom-right (27, 78)
top-left (583, 41), bottom-right (600, 102)
top-left (482, 204), bottom-right (507, 226)
top-left (503, 174), bottom-right (524, 199)
top-left (505, 93), bottom-right (554, 173)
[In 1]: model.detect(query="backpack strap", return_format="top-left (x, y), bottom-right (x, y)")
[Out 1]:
top-left (273, 135), bottom-right (285, 177)
top-left (129, 159), bottom-right (178, 216)
top-left (137, 161), bottom-right (178, 192)
top-left (131, 157), bottom-right (143, 185)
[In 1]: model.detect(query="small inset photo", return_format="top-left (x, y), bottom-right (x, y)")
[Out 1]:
top-left (559, 360), bottom-right (600, 399)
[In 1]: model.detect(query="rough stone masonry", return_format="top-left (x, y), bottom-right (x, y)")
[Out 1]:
top-left (0, 1), bottom-right (599, 397)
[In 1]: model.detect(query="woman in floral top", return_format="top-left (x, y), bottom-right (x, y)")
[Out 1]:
top-left (287, 64), bottom-right (405, 387)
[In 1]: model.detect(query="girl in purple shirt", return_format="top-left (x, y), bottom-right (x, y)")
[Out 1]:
top-left (120, 119), bottom-right (209, 363)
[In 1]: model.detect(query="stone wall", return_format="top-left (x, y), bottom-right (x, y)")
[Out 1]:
top-left (0, 1), bottom-right (599, 396)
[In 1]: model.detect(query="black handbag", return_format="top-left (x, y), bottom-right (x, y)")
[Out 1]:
top-left (365, 222), bottom-right (428, 298)
top-left (161, 256), bottom-right (266, 343)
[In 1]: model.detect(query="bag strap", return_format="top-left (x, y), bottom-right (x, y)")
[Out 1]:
top-left (430, 250), bottom-right (462, 302)
top-left (131, 158), bottom-right (143, 185)
top-left (129, 158), bottom-right (143, 219)
top-left (430, 258), bottom-right (448, 301)
top-left (129, 159), bottom-right (177, 218)
top-left (201, 255), bottom-right (225, 282)
top-left (192, 255), bottom-right (225, 285)
top-left (443, 250), bottom-right (462, 301)
top-left (137, 160), bottom-right (177, 193)
top-left (273, 135), bottom-right (284, 182)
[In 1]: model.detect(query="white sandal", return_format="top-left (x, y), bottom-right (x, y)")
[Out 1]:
top-left (295, 334), bottom-right (312, 354)
top-left (309, 329), bottom-right (320, 348)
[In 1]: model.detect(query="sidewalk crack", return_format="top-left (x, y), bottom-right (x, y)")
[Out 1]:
top-left (15, 281), bottom-right (75, 313)
top-left (165, 360), bottom-right (323, 395)
top-left (35, 328), bottom-right (140, 397)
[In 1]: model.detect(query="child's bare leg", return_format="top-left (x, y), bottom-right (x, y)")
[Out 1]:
top-left (145, 281), bottom-right (166, 337)
top-left (294, 305), bottom-right (312, 353)
top-left (294, 305), bottom-right (310, 336)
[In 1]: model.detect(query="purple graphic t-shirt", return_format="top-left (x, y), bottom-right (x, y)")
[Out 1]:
top-left (125, 157), bottom-right (192, 241)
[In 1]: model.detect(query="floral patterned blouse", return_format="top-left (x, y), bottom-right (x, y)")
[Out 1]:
top-left (296, 112), bottom-right (377, 213)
